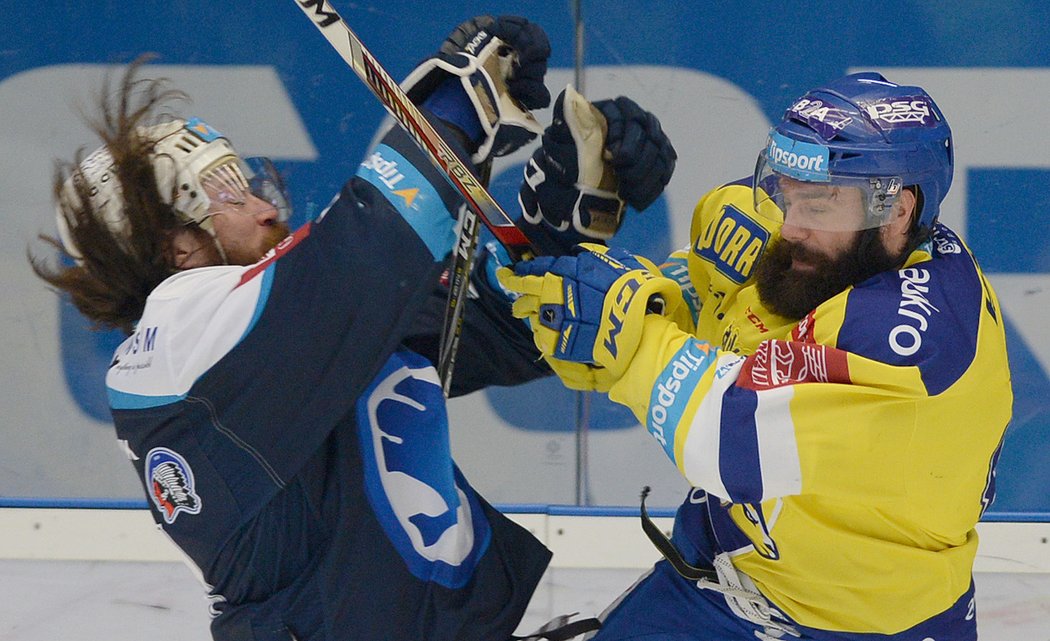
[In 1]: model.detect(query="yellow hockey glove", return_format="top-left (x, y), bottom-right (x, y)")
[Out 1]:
top-left (542, 355), bottom-right (617, 392)
top-left (497, 243), bottom-right (683, 379)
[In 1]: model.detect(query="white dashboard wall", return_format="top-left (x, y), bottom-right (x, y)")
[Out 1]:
top-left (1, 508), bottom-right (1048, 573)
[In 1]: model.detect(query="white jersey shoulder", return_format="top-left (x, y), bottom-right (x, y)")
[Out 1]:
top-left (106, 266), bottom-right (267, 409)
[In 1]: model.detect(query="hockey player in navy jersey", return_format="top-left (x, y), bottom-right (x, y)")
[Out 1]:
top-left (28, 15), bottom-right (675, 641)
top-left (500, 74), bottom-right (1012, 639)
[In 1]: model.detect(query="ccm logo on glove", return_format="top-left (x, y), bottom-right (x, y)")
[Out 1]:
top-left (603, 274), bottom-right (646, 358)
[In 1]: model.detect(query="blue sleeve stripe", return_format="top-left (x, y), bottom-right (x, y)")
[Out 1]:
top-left (660, 256), bottom-right (700, 322)
top-left (239, 264), bottom-right (275, 342)
top-left (356, 144), bottom-right (456, 260)
top-left (107, 388), bottom-right (185, 410)
top-left (718, 384), bottom-right (764, 503)
top-left (647, 340), bottom-right (715, 464)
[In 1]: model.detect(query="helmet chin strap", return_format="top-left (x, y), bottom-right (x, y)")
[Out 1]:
top-left (171, 226), bottom-right (228, 270)
top-left (210, 233), bottom-right (229, 265)
top-left (192, 214), bottom-right (229, 265)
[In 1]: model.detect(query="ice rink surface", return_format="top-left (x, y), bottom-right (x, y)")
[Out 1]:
top-left (1, 560), bottom-right (1047, 640)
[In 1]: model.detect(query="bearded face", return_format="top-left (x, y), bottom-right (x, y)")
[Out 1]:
top-left (754, 229), bottom-right (900, 320)
top-left (751, 175), bottom-right (918, 320)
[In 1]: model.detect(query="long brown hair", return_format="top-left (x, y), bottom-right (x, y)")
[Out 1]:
top-left (28, 56), bottom-right (189, 335)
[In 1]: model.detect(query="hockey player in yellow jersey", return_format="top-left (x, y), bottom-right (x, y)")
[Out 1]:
top-left (498, 72), bottom-right (1012, 639)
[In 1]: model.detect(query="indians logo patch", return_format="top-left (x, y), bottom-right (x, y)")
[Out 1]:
top-left (145, 448), bottom-right (202, 524)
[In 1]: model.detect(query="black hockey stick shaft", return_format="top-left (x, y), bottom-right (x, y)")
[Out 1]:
top-left (292, 0), bottom-right (541, 394)
top-left (439, 204), bottom-right (481, 395)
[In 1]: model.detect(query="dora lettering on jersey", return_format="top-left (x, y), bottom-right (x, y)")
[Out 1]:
top-left (694, 204), bottom-right (769, 284)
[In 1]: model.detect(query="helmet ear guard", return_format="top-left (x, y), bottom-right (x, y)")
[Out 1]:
top-left (149, 118), bottom-right (240, 234)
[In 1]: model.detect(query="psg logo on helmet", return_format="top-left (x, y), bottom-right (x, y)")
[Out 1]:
top-left (145, 447), bottom-right (202, 524)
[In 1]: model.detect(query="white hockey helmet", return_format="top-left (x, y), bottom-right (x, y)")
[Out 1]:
top-left (56, 117), bottom-right (287, 262)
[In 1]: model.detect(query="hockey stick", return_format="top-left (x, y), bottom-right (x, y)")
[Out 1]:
top-left (292, 0), bottom-right (541, 395)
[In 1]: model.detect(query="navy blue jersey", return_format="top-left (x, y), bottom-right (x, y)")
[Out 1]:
top-left (106, 124), bottom-right (551, 641)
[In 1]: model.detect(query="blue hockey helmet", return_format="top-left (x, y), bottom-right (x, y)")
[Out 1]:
top-left (754, 72), bottom-right (953, 232)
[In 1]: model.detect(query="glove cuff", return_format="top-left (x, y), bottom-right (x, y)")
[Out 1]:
top-left (517, 209), bottom-right (594, 256)
top-left (422, 77), bottom-right (484, 146)
top-left (402, 41), bottom-right (543, 164)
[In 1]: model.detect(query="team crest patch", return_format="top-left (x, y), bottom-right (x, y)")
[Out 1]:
top-left (145, 448), bottom-right (202, 524)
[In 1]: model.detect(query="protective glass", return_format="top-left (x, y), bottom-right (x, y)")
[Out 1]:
top-left (200, 157), bottom-right (291, 222)
top-left (752, 134), bottom-right (904, 232)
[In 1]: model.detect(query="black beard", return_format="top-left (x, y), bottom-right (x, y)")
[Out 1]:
top-left (754, 230), bottom-right (901, 320)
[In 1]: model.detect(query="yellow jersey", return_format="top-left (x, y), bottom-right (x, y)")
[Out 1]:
top-left (610, 179), bottom-right (1013, 633)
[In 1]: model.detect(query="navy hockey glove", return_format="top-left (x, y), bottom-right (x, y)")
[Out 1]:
top-left (496, 243), bottom-right (683, 379)
top-left (403, 15), bottom-right (551, 164)
top-left (519, 86), bottom-right (625, 256)
top-left (451, 16), bottom-right (551, 110)
top-left (594, 96), bottom-right (677, 211)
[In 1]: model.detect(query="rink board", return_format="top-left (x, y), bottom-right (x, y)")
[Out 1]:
top-left (1, 507), bottom-right (1047, 574)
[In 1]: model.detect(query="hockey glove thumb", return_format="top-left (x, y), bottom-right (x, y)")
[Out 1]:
top-left (594, 96), bottom-right (677, 211)
top-left (478, 15), bottom-right (551, 110)
top-left (519, 85), bottom-right (626, 256)
top-left (496, 243), bottom-right (684, 379)
top-left (403, 15), bottom-right (551, 164)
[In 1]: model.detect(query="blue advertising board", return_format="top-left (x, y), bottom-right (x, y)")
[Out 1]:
top-left (2, 1), bottom-right (1048, 515)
